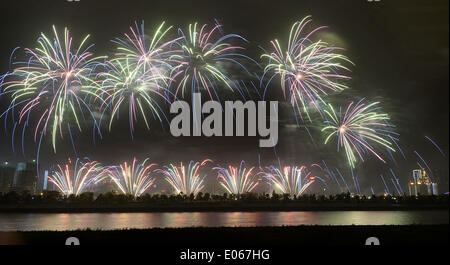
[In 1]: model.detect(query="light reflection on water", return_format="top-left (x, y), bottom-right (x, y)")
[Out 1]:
top-left (0, 211), bottom-right (447, 231)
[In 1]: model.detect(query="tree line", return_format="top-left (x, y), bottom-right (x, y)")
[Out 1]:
top-left (0, 190), bottom-right (448, 205)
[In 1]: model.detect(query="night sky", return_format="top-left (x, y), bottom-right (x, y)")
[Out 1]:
top-left (0, 0), bottom-right (448, 194)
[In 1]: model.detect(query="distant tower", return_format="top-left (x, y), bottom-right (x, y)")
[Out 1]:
top-left (409, 169), bottom-right (438, 196)
top-left (12, 163), bottom-right (27, 187)
top-left (412, 170), bottom-right (421, 183)
top-left (432, 183), bottom-right (438, 195)
top-left (43, 170), bottom-right (49, 190)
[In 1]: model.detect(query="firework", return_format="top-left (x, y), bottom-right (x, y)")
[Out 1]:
top-left (48, 158), bottom-right (102, 196)
top-left (97, 157), bottom-right (157, 197)
top-left (261, 16), bottom-right (352, 121)
top-left (0, 26), bottom-right (104, 153)
top-left (156, 159), bottom-right (212, 196)
top-left (322, 99), bottom-right (396, 168)
top-left (97, 58), bottom-right (170, 135)
top-left (111, 21), bottom-right (180, 89)
top-left (262, 165), bottom-right (316, 197)
top-left (168, 22), bottom-right (251, 100)
top-left (214, 161), bottom-right (258, 194)
top-left (97, 22), bottom-right (179, 135)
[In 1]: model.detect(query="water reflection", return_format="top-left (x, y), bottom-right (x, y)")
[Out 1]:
top-left (0, 211), bottom-right (447, 231)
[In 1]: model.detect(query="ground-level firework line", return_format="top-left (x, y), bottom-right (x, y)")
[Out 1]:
top-left (47, 158), bottom-right (101, 196)
top-left (262, 165), bottom-right (316, 197)
top-left (214, 161), bottom-right (258, 195)
top-left (96, 158), bottom-right (157, 197)
top-left (156, 159), bottom-right (212, 196)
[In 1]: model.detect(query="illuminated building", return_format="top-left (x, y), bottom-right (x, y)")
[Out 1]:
top-left (41, 170), bottom-right (49, 191)
top-left (408, 169), bottom-right (438, 196)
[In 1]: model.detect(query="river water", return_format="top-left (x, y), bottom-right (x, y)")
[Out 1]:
top-left (0, 210), bottom-right (448, 231)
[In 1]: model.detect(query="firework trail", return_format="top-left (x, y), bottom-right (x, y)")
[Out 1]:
top-left (321, 160), bottom-right (346, 193)
top-left (156, 159), bottom-right (212, 196)
top-left (413, 151), bottom-right (434, 181)
top-left (48, 158), bottom-right (102, 196)
top-left (329, 170), bottom-right (343, 192)
top-left (168, 22), bottom-right (253, 100)
top-left (335, 168), bottom-right (351, 193)
top-left (214, 161), bottom-right (258, 194)
top-left (262, 165), bottom-right (316, 197)
top-left (310, 163), bottom-right (329, 190)
top-left (425, 136), bottom-right (446, 157)
top-left (380, 174), bottom-right (391, 195)
top-left (390, 178), bottom-right (401, 195)
top-left (261, 16), bottom-right (352, 122)
top-left (0, 26), bottom-right (104, 153)
top-left (350, 167), bottom-right (361, 194)
top-left (387, 148), bottom-right (398, 167)
top-left (389, 168), bottom-right (404, 194)
top-left (322, 99), bottom-right (396, 168)
top-left (97, 157), bottom-right (157, 197)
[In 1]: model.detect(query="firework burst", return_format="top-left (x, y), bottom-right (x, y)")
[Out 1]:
top-left (214, 161), bottom-right (258, 194)
top-left (97, 157), bottom-right (157, 197)
top-left (48, 158), bottom-right (102, 196)
top-left (97, 58), bottom-right (170, 135)
top-left (97, 22), bottom-right (179, 135)
top-left (322, 99), bottom-right (396, 168)
top-left (0, 26), bottom-right (104, 153)
top-left (261, 16), bottom-right (352, 121)
top-left (156, 159), bottom-right (212, 196)
top-left (262, 165), bottom-right (316, 197)
top-left (111, 21), bottom-right (180, 89)
top-left (168, 22), bottom-right (252, 100)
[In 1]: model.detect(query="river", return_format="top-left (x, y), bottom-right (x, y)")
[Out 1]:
top-left (0, 210), bottom-right (448, 231)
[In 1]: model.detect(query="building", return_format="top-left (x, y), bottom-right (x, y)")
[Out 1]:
top-left (408, 169), bottom-right (438, 196)
top-left (43, 170), bottom-right (49, 191)
top-left (36, 170), bottom-right (49, 192)
top-left (0, 162), bottom-right (15, 192)
top-left (11, 160), bottom-right (38, 193)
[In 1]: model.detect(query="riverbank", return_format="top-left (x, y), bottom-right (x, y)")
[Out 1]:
top-left (1, 225), bottom-right (447, 245)
top-left (0, 201), bottom-right (448, 213)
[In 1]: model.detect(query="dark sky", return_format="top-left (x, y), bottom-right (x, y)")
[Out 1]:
top-left (0, 0), bottom-right (448, 194)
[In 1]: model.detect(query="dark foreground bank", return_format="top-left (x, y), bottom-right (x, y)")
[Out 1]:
top-left (1, 225), bottom-right (448, 245)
